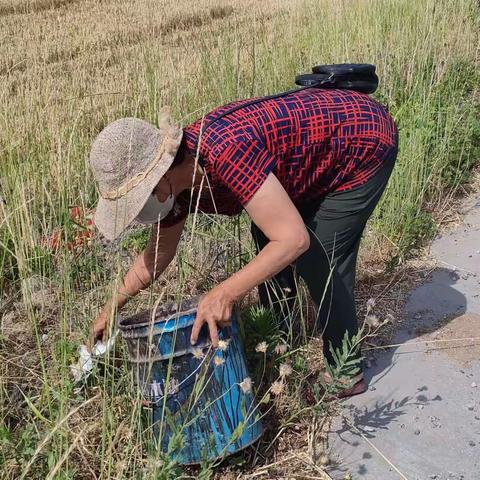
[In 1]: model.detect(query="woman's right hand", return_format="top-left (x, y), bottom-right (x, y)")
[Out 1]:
top-left (86, 220), bottom-right (184, 350)
top-left (89, 308), bottom-right (110, 348)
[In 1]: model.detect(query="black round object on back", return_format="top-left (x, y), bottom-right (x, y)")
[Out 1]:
top-left (296, 63), bottom-right (379, 94)
top-left (295, 72), bottom-right (378, 94)
top-left (295, 73), bottom-right (332, 87)
top-left (312, 63), bottom-right (376, 76)
top-left (335, 79), bottom-right (378, 94)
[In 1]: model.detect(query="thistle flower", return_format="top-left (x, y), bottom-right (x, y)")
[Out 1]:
top-left (239, 377), bottom-right (253, 394)
top-left (274, 343), bottom-right (288, 355)
top-left (191, 347), bottom-right (205, 359)
top-left (271, 380), bottom-right (284, 396)
top-left (384, 313), bottom-right (394, 323)
top-left (319, 453), bottom-right (330, 466)
top-left (279, 362), bottom-right (293, 377)
top-left (217, 339), bottom-right (230, 351)
top-left (213, 355), bottom-right (225, 367)
top-left (366, 298), bottom-right (376, 313)
top-left (365, 314), bottom-right (380, 328)
top-left (255, 341), bottom-right (268, 353)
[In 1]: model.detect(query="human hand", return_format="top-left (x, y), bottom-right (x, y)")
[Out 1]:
top-left (190, 286), bottom-right (234, 348)
top-left (89, 308), bottom-right (110, 350)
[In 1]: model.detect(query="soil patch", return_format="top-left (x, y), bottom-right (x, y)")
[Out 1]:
top-left (426, 312), bottom-right (480, 367)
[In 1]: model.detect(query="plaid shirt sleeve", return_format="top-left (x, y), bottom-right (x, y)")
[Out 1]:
top-left (210, 138), bottom-right (277, 206)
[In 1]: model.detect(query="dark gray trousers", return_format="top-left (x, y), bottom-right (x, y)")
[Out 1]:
top-left (251, 153), bottom-right (396, 367)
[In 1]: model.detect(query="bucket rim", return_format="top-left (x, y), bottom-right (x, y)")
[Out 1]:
top-left (118, 306), bottom-right (198, 333)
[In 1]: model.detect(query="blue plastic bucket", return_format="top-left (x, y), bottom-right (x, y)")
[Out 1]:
top-left (118, 297), bottom-right (263, 464)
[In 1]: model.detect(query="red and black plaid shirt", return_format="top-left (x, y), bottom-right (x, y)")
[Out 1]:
top-left (162, 88), bottom-right (398, 226)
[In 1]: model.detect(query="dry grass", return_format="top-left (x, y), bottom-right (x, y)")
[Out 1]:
top-left (1, 0), bottom-right (479, 478)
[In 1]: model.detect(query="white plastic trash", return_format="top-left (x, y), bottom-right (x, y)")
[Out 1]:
top-left (70, 330), bottom-right (118, 382)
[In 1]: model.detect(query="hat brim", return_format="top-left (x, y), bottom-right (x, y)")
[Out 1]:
top-left (94, 148), bottom-right (179, 241)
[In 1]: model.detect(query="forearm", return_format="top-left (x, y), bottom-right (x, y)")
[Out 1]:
top-left (91, 222), bottom-right (185, 345)
top-left (103, 222), bottom-right (185, 315)
top-left (109, 248), bottom-right (175, 311)
top-left (191, 174), bottom-right (310, 346)
top-left (221, 237), bottom-right (308, 301)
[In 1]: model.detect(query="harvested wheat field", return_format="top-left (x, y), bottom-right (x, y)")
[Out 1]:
top-left (1, 0), bottom-right (479, 478)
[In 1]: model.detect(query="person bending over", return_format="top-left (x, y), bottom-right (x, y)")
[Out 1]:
top-left (89, 87), bottom-right (398, 397)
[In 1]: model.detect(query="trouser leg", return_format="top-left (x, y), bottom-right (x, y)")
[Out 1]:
top-left (295, 226), bottom-right (361, 367)
top-left (250, 222), bottom-right (298, 333)
top-left (296, 156), bottom-right (396, 368)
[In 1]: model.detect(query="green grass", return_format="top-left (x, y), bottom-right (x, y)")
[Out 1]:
top-left (1, 0), bottom-right (479, 478)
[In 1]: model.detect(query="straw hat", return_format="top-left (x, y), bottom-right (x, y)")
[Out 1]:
top-left (89, 108), bottom-right (183, 241)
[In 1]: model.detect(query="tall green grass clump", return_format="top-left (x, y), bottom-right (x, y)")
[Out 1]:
top-left (0, 0), bottom-right (479, 478)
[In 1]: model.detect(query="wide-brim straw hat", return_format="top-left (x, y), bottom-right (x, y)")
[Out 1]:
top-left (89, 108), bottom-right (183, 241)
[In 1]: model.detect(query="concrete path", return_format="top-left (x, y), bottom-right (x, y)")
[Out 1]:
top-left (328, 195), bottom-right (480, 480)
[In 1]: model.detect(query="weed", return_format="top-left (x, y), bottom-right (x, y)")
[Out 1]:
top-left (121, 229), bottom-right (150, 254)
top-left (1, 0), bottom-right (479, 478)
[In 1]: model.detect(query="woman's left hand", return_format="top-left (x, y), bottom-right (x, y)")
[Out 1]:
top-left (190, 285), bottom-right (234, 348)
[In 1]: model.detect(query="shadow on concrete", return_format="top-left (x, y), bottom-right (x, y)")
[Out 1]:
top-left (327, 267), bottom-right (468, 478)
top-left (328, 194), bottom-right (480, 479)
top-left (364, 267), bottom-right (467, 387)
top-left (335, 385), bottom-right (445, 441)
